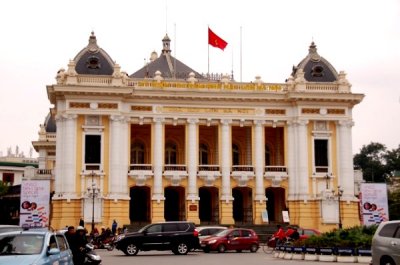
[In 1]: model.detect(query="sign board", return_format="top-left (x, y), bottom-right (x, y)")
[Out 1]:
top-left (282, 210), bottom-right (290, 223)
top-left (19, 180), bottom-right (50, 228)
top-left (359, 183), bottom-right (389, 225)
top-left (261, 210), bottom-right (269, 223)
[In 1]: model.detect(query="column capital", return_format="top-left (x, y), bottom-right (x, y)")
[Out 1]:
top-left (253, 120), bottom-right (265, 126)
top-left (59, 113), bottom-right (78, 120)
top-left (110, 115), bottom-right (130, 123)
top-left (337, 119), bottom-right (354, 128)
top-left (187, 118), bottom-right (199, 124)
top-left (220, 119), bottom-right (232, 126)
top-left (153, 117), bottom-right (165, 124)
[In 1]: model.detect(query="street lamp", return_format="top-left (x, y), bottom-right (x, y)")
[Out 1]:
top-left (324, 173), bottom-right (332, 189)
top-left (337, 186), bottom-right (344, 229)
top-left (87, 171), bottom-right (100, 233)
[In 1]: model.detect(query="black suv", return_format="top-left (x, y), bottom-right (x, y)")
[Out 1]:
top-left (115, 221), bottom-right (200, 255)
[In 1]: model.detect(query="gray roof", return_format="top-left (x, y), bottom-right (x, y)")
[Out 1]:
top-left (73, 32), bottom-right (115, 75)
top-left (291, 42), bottom-right (338, 82)
top-left (130, 34), bottom-right (204, 80)
top-left (44, 111), bottom-right (56, 133)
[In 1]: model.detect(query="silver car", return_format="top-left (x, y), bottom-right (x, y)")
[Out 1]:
top-left (371, 220), bottom-right (400, 265)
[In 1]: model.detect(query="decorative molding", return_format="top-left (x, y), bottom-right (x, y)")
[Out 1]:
top-left (70, 102), bottom-right (90, 109)
top-left (327, 108), bottom-right (345, 115)
top-left (302, 108), bottom-right (319, 114)
top-left (131, 106), bottom-right (152, 112)
top-left (163, 106), bottom-right (255, 115)
top-left (265, 109), bottom-right (286, 115)
top-left (98, 103), bottom-right (118, 109)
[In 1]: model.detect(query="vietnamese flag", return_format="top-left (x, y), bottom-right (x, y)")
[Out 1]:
top-left (208, 27), bottom-right (228, 50)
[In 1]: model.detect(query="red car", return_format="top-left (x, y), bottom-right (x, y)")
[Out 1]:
top-left (297, 228), bottom-right (321, 240)
top-left (200, 228), bottom-right (259, 253)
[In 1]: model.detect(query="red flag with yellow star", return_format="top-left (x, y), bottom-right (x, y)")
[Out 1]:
top-left (208, 27), bottom-right (228, 50)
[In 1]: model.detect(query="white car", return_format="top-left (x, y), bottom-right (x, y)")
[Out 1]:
top-left (197, 226), bottom-right (227, 241)
top-left (371, 220), bottom-right (400, 265)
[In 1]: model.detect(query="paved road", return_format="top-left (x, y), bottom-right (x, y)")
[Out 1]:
top-left (96, 249), bottom-right (365, 265)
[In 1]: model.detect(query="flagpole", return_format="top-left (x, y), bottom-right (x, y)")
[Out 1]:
top-left (240, 26), bottom-right (242, 82)
top-left (208, 26), bottom-right (210, 79)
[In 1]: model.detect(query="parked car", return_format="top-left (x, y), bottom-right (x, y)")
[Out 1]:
top-left (115, 221), bottom-right (200, 256)
top-left (0, 225), bottom-right (23, 234)
top-left (297, 227), bottom-right (321, 240)
top-left (200, 228), bottom-right (259, 253)
top-left (371, 220), bottom-right (400, 265)
top-left (197, 226), bottom-right (227, 240)
top-left (0, 230), bottom-right (73, 265)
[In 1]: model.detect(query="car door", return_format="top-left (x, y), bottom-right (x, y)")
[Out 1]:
top-left (227, 229), bottom-right (242, 250)
top-left (56, 234), bottom-right (73, 265)
top-left (141, 224), bottom-right (163, 250)
top-left (240, 229), bottom-right (253, 250)
top-left (47, 234), bottom-right (62, 264)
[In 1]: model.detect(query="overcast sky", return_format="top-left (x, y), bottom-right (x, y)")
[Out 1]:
top-left (0, 0), bottom-right (399, 157)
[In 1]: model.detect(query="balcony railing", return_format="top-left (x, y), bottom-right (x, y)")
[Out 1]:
top-left (232, 165), bottom-right (254, 172)
top-left (129, 164), bottom-right (152, 171)
top-left (36, 169), bottom-right (53, 175)
top-left (198, 165), bottom-right (220, 171)
top-left (315, 166), bottom-right (329, 173)
top-left (265, 166), bottom-right (287, 173)
top-left (164, 164), bottom-right (187, 171)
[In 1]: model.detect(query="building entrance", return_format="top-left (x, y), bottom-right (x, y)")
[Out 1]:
top-left (199, 186), bottom-right (219, 224)
top-left (265, 187), bottom-right (286, 223)
top-left (232, 187), bottom-right (253, 224)
top-left (129, 186), bottom-right (150, 224)
top-left (164, 186), bottom-right (185, 221)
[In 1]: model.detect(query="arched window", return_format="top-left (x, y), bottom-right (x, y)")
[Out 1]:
top-left (199, 143), bottom-right (209, 165)
top-left (131, 141), bottom-right (145, 164)
top-left (265, 144), bottom-right (271, 166)
top-left (165, 141), bottom-right (177, 164)
top-left (232, 144), bottom-right (240, 165)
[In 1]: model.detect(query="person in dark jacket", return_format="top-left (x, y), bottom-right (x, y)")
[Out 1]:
top-left (112, 220), bottom-right (118, 235)
top-left (73, 226), bottom-right (88, 265)
top-left (64, 226), bottom-right (76, 250)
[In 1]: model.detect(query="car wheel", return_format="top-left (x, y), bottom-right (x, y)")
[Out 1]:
top-left (380, 257), bottom-right (395, 265)
top-left (124, 243), bottom-right (139, 256)
top-left (250, 244), bottom-right (258, 253)
top-left (217, 244), bottom-right (226, 253)
top-left (174, 242), bottom-right (189, 255)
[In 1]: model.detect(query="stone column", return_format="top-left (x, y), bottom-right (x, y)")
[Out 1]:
top-left (152, 118), bottom-right (165, 202)
top-left (63, 114), bottom-right (77, 197)
top-left (220, 119), bottom-right (233, 201)
top-left (54, 114), bottom-right (65, 196)
top-left (109, 115), bottom-right (130, 199)
top-left (296, 120), bottom-right (309, 202)
top-left (287, 121), bottom-right (297, 200)
top-left (337, 120), bottom-right (355, 200)
top-left (254, 120), bottom-right (266, 201)
top-left (187, 118), bottom-right (199, 201)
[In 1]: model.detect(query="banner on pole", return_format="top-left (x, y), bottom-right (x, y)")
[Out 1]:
top-left (19, 180), bottom-right (50, 228)
top-left (359, 183), bottom-right (389, 225)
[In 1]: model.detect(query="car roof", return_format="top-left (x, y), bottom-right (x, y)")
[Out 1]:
top-left (197, 226), bottom-right (227, 230)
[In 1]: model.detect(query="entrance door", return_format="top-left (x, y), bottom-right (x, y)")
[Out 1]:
top-left (130, 186), bottom-right (151, 224)
top-left (232, 187), bottom-right (253, 224)
top-left (164, 186), bottom-right (185, 221)
top-left (199, 187), bottom-right (219, 224)
top-left (265, 187), bottom-right (286, 223)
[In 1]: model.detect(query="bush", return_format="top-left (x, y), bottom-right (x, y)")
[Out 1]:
top-left (303, 225), bottom-right (378, 248)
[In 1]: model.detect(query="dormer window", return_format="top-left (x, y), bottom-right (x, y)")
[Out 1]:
top-left (86, 56), bottom-right (101, 69)
top-left (311, 65), bottom-right (324, 77)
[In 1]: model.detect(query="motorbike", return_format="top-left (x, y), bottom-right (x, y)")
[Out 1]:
top-left (91, 235), bottom-right (115, 251)
top-left (84, 243), bottom-right (102, 264)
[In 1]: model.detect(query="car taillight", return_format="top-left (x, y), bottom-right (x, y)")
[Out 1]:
top-left (193, 229), bottom-right (199, 237)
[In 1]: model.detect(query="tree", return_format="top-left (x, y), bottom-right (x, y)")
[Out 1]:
top-left (353, 142), bottom-right (389, 183)
top-left (0, 181), bottom-right (8, 196)
top-left (384, 144), bottom-right (400, 174)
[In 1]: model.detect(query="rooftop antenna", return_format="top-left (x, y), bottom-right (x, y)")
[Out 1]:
top-left (165, 0), bottom-right (168, 33)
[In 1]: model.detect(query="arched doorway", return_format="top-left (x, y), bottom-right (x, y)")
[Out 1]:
top-left (232, 187), bottom-right (253, 224)
top-left (199, 187), bottom-right (219, 224)
top-left (164, 186), bottom-right (185, 221)
top-left (265, 187), bottom-right (286, 223)
top-left (129, 186), bottom-right (151, 224)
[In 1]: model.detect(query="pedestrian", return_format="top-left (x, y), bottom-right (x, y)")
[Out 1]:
top-left (73, 226), bottom-right (88, 265)
top-left (79, 217), bottom-right (84, 227)
top-left (112, 219), bottom-right (118, 235)
top-left (64, 226), bottom-right (75, 250)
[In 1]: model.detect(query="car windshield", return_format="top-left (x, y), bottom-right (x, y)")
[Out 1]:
top-left (0, 234), bottom-right (44, 255)
top-left (215, 229), bottom-right (231, 237)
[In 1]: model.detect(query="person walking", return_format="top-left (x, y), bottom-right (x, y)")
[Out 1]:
top-left (112, 219), bottom-right (118, 235)
top-left (79, 217), bottom-right (84, 227)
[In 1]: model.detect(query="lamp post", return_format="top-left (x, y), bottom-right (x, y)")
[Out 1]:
top-left (87, 171), bottom-right (100, 233)
top-left (337, 186), bottom-right (344, 229)
top-left (324, 173), bottom-right (332, 189)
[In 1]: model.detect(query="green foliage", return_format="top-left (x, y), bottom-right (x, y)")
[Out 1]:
top-left (303, 225), bottom-right (378, 248)
top-left (0, 180), bottom-right (9, 196)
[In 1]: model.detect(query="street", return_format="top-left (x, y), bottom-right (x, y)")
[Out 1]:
top-left (96, 249), bottom-right (367, 265)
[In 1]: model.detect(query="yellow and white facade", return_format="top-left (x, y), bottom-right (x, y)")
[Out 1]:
top-left (32, 33), bottom-right (364, 232)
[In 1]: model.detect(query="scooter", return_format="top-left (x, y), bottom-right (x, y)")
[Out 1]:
top-left (84, 243), bottom-right (102, 264)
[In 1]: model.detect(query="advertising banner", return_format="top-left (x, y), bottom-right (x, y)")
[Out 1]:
top-left (359, 183), bottom-right (389, 225)
top-left (19, 180), bottom-right (50, 228)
